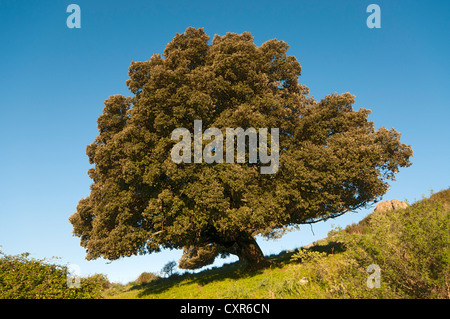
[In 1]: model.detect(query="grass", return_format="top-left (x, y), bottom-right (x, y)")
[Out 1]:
top-left (105, 188), bottom-right (449, 299)
top-left (2, 188), bottom-right (448, 299)
top-left (103, 243), bottom-right (388, 299)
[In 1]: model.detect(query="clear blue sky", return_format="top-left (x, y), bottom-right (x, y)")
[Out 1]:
top-left (0, 0), bottom-right (449, 284)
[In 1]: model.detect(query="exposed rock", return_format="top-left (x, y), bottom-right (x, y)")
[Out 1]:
top-left (298, 277), bottom-right (308, 285)
top-left (391, 199), bottom-right (409, 210)
top-left (373, 199), bottom-right (408, 214)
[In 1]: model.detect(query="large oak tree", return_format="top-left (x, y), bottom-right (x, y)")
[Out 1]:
top-left (69, 27), bottom-right (412, 270)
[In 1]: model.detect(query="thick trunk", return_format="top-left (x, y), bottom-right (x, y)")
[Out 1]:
top-left (234, 235), bottom-right (269, 271)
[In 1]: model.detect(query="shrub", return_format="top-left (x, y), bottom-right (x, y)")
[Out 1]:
top-left (0, 251), bottom-right (107, 299)
top-left (337, 189), bottom-right (450, 298)
top-left (135, 272), bottom-right (159, 285)
top-left (290, 249), bottom-right (327, 263)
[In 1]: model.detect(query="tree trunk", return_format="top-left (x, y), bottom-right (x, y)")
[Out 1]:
top-left (234, 235), bottom-right (270, 271)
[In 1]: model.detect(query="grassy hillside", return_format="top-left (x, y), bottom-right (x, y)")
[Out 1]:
top-left (105, 189), bottom-right (449, 299)
top-left (1, 189), bottom-right (448, 299)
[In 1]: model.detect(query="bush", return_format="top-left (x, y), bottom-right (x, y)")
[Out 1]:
top-left (337, 189), bottom-right (450, 298)
top-left (0, 251), bottom-right (108, 299)
top-left (135, 272), bottom-right (159, 285)
top-left (290, 249), bottom-right (327, 263)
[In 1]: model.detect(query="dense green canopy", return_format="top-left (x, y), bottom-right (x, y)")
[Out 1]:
top-left (69, 27), bottom-right (412, 269)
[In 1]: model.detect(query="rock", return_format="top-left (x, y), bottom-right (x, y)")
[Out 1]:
top-left (391, 199), bottom-right (409, 210)
top-left (373, 199), bottom-right (408, 214)
top-left (298, 277), bottom-right (308, 285)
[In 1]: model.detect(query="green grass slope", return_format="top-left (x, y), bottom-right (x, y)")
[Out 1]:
top-left (1, 189), bottom-right (447, 299)
top-left (105, 189), bottom-right (449, 299)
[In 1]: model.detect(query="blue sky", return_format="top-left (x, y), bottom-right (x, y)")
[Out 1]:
top-left (0, 0), bottom-right (449, 284)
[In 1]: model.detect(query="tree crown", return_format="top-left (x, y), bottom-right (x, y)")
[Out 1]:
top-left (70, 27), bottom-right (412, 268)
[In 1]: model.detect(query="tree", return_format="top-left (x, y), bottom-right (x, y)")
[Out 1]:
top-left (69, 27), bottom-right (412, 271)
top-left (161, 260), bottom-right (177, 278)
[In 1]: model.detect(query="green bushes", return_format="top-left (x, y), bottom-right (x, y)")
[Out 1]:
top-left (338, 189), bottom-right (450, 298)
top-left (135, 272), bottom-right (159, 285)
top-left (0, 251), bottom-right (108, 299)
top-left (265, 189), bottom-right (449, 299)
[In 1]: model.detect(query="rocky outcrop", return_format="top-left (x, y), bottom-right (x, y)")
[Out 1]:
top-left (373, 199), bottom-right (409, 214)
